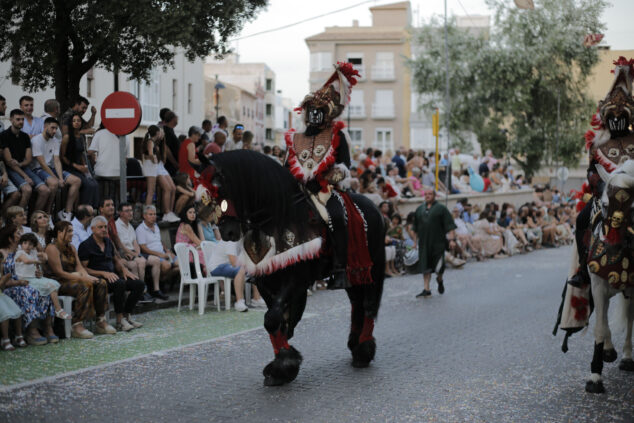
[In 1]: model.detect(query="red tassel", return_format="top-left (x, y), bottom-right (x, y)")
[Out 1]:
top-left (590, 113), bottom-right (603, 130)
top-left (571, 295), bottom-right (589, 321)
top-left (584, 129), bottom-right (595, 151)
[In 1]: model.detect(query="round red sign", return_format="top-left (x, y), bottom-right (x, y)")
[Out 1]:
top-left (100, 91), bottom-right (142, 136)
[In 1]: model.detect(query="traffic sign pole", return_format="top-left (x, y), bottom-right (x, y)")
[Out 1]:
top-left (119, 136), bottom-right (126, 204)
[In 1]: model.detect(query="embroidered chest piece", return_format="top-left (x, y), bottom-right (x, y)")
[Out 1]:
top-left (293, 129), bottom-right (333, 173)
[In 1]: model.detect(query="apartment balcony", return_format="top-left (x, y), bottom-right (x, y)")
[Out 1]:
top-left (371, 104), bottom-right (395, 119)
top-left (347, 104), bottom-right (366, 119)
top-left (352, 64), bottom-right (366, 81)
top-left (371, 65), bottom-right (395, 81)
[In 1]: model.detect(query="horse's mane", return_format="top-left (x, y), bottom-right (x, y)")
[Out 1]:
top-left (212, 150), bottom-right (307, 232)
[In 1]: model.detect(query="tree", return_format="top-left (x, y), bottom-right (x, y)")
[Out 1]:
top-left (0, 0), bottom-right (267, 110)
top-left (410, 0), bottom-right (606, 178)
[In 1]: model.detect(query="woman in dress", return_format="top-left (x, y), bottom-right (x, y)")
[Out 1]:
top-left (60, 113), bottom-right (100, 207)
top-left (472, 210), bottom-right (505, 259)
top-left (175, 206), bottom-right (205, 270)
top-left (142, 126), bottom-right (178, 222)
top-left (0, 269), bottom-right (23, 350)
top-left (0, 224), bottom-right (55, 346)
top-left (45, 221), bottom-right (114, 339)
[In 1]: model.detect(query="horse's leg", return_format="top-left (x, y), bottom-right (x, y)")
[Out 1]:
top-left (261, 282), bottom-right (303, 387)
top-left (587, 275), bottom-right (609, 393)
top-left (619, 293), bottom-right (634, 372)
top-left (346, 287), bottom-right (365, 352)
top-left (346, 286), bottom-right (377, 368)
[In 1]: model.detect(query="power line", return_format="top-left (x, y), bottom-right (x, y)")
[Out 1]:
top-left (230, 0), bottom-right (377, 41)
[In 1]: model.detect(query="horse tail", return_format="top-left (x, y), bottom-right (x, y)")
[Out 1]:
top-left (609, 292), bottom-right (629, 335)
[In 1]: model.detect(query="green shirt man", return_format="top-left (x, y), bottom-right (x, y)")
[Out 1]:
top-left (413, 190), bottom-right (457, 297)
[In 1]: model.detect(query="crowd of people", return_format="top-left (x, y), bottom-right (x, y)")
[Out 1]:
top-left (0, 93), bottom-right (577, 351)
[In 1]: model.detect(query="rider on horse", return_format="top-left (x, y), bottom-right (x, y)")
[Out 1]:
top-left (285, 62), bottom-right (362, 289)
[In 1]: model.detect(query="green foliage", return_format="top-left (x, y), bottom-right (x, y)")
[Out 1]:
top-left (409, 0), bottom-right (606, 178)
top-left (0, 0), bottom-right (267, 109)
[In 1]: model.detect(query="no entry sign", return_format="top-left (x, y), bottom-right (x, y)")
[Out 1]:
top-left (100, 91), bottom-right (142, 136)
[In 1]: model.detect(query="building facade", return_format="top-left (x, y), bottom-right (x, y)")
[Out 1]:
top-left (305, 1), bottom-right (412, 154)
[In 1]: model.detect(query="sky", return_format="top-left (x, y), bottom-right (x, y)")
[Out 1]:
top-left (228, 0), bottom-right (634, 105)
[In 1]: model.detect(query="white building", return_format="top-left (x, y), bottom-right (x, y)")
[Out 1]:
top-left (0, 50), bottom-right (205, 157)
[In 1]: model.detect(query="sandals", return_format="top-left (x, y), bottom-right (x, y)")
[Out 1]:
top-left (1, 338), bottom-right (15, 351)
top-left (13, 335), bottom-right (27, 348)
top-left (55, 308), bottom-right (72, 320)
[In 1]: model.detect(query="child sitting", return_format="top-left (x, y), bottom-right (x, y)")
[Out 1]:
top-left (174, 172), bottom-right (196, 215)
top-left (14, 233), bottom-right (70, 320)
top-left (0, 264), bottom-right (23, 351)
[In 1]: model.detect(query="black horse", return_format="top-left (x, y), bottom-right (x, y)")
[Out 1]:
top-left (204, 150), bottom-right (385, 386)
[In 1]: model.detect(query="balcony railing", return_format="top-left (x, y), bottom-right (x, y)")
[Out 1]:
top-left (348, 104), bottom-right (365, 119)
top-left (371, 65), bottom-right (395, 81)
top-left (371, 104), bottom-right (395, 119)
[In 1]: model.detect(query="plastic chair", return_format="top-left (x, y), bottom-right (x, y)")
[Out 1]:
top-left (174, 243), bottom-right (219, 315)
top-left (200, 241), bottom-right (233, 310)
top-left (58, 296), bottom-right (74, 339)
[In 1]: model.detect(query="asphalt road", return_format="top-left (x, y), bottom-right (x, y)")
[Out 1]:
top-left (1, 246), bottom-right (633, 422)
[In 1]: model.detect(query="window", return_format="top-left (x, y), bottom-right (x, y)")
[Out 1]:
top-left (131, 68), bottom-right (161, 124)
top-left (172, 79), bottom-right (178, 110)
top-left (348, 128), bottom-right (363, 148)
top-left (374, 128), bottom-right (393, 151)
top-left (187, 83), bottom-right (192, 114)
top-left (346, 53), bottom-right (364, 79)
top-left (372, 90), bottom-right (394, 119)
top-left (266, 103), bottom-right (272, 116)
top-left (266, 78), bottom-right (273, 91)
top-left (310, 52), bottom-right (333, 72)
top-left (410, 126), bottom-right (435, 151)
top-left (348, 90), bottom-right (365, 118)
top-left (266, 128), bottom-right (273, 140)
top-left (372, 52), bottom-right (395, 80)
top-left (243, 106), bottom-right (246, 117)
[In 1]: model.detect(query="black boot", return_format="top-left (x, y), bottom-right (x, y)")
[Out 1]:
top-left (568, 265), bottom-right (590, 288)
top-left (328, 265), bottom-right (348, 290)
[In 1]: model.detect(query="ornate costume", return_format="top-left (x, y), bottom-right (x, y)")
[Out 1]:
top-left (285, 62), bottom-right (365, 288)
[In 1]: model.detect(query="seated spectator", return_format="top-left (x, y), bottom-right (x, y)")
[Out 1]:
top-left (452, 206), bottom-right (480, 260)
top-left (198, 205), bottom-right (221, 242)
top-left (79, 216), bottom-right (144, 332)
top-left (142, 125), bottom-right (178, 223)
top-left (71, 204), bottom-right (93, 249)
top-left (60, 96), bottom-right (97, 139)
top-left (15, 232), bottom-right (70, 320)
top-left (114, 202), bottom-right (155, 290)
top-left (175, 205), bottom-right (206, 269)
top-left (408, 168), bottom-right (425, 197)
top-left (207, 236), bottom-right (249, 312)
top-left (29, 210), bottom-right (51, 249)
top-left (45, 221), bottom-right (113, 339)
top-left (60, 113), bottom-right (100, 208)
top-left (1, 109), bottom-right (50, 210)
top-left (0, 270), bottom-right (23, 351)
top-left (174, 173), bottom-right (195, 215)
top-left (162, 111), bottom-right (180, 176)
top-left (0, 224), bottom-right (55, 346)
top-left (6, 206), bottom-right (32, 235)
top-left (31, 117), bottom-right (81, 220)
top-left (136, 205), bottom-right (178, 298)
top-left (0, 154), bottom-right (21, 215)
top-left (19, 96), bottom-right (43, 138)
top-left (472, 210), bottom-right (505, 259)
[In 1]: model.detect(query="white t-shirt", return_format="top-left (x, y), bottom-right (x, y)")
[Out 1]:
top-left (115, 218), bottom-right (137, 252)
top-left (15, 249), bottom-right (37, 278)
top-left (30, 133), bottom-right (60, 170)
top-left (136, 221), bottom-right (164, 254)
top-left (207, 240), bottom-right (238, 271)
top-left (88, 129), bottom-right (128, 177)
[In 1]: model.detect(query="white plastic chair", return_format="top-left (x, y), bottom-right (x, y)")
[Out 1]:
top-left (174, 243), bottom-right (219, 315)
top-left (200, 241), bottom-right (233, 310)
top-left (58, 296), bottom-right (74, 338)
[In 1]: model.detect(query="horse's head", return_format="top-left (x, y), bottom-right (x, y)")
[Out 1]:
top-left (196, 161), bottom-right (242, 242)
top-left (596, 160), bottom-right (634, 243)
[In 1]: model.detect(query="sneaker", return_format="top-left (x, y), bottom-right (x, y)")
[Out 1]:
top-left (115, 320), bottom-right (134, 332)
top-left (57, 210), bottom-right (72, 222)
top-left (125, 317), bottom-right (143, 328)
top-left (234, 299), bottom-right (248, 312)
top-left (250, 298), bottom-right (267, 309)
top-left (415, 289), bottom-right (432, 298)
top-left (164, 212), bottom-right (180, 222)
top-left (150, 290), bottom-right (169, 301)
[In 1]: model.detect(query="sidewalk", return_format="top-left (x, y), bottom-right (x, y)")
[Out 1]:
top-left (0, 305), bottom-right (265, 387)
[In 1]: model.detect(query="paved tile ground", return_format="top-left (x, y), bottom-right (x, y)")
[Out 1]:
top-left (0, 246), bottom-right (633, 422)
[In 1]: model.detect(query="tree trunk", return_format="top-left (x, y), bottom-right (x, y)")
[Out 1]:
top-left (53, 0), bottom-right (70, 112)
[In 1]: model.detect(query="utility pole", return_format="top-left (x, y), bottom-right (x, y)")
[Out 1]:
top-left (443, 0), bottom-right (451, 205)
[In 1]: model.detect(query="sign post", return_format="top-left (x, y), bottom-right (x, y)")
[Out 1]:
top-left (432, 108), bottom-right (440, 191)
top-left (100, 92), bottom-right (142, 204)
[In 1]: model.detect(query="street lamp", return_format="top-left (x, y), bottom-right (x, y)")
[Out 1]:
top-left (214, 75), bottom-right (225, 119)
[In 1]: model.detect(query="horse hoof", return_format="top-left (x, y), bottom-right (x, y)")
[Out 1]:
top-left (351, 338), bottom-right (376, 368)
top-left (603, 348), bottom-right (617, 363)
top-left (585, 380), bottom-right (605, 394)
top-left (262, 346), bottom-right (303, 386)
top-left (619, 358), bottom-right (634, 372)
top-left (347, 332), bottom-right (359, 352)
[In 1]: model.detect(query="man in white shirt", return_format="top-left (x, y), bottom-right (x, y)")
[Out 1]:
top-left (41, 99), bottom-right (62, 143)
top-left (31, 117), bottom-right (81, 220)
top-left (88, 126), bottom-right (127, 177)
top-left (136, 205), bottom-right (177, 299)
top-left (71, 205), bottom-right (93, 249)
top-left (19, 96), bottom-right (43, 138)
top-left (207, 239), bottom-right (250, 312)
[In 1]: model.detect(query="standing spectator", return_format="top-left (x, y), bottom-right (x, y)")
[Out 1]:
top-left (162, 111), bottom-right (180, 175)
top-left (204, 131), bottom-right (226, 157)
top-left (31, 117), bottom-right (81, 219)
top-left (19, 96), bottom-right (43, 138)
top-left (79, 216), bottom-right (144, 332)
top-left (45, 221), bottom-right (113, 339)
top-left (88, 124), bottom-right (127, 178)
top-left (141, 125), bottom-right (178, 222)
top-left (202, 119), bottom-right (213, 142)
top-left (71, 204), bottom-right (93, 249)
top-left (241, 130), bottom-right (254, 150)
top-left (1, 109), bottom-right (50, 210)
top-left (412, 190), bottom-right (457, 298)
top-left (41, 99), bottom-right (62, 142)
top-left (115, 202), bottom-right (159, 295)
top-left (226, 124), bottom-right (244, 151)
top-left (178, 126), bottom-right (203, 181)
top-left (0, 159), bottom-right (20, 215)
top-left (0, 94), bottom-right (6, 132)
top-left (212, 116), bottom-right (229, 137)
top-left (136, 205), bottom-right (178, 298)
top-left (61, 113), bottom-right (100, 207)
top-left (60, 96), bottom-right (96, 139)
